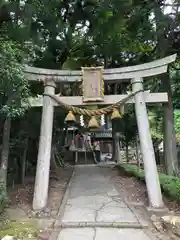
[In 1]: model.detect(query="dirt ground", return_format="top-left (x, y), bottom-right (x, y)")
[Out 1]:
top-left (111, 167), bottom-right (180, 214)
top-left (3, 166), bottom-right (74, 239)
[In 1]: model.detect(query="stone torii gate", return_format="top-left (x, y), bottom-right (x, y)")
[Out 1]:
top-left (25, 54), bottom-right (177, 211)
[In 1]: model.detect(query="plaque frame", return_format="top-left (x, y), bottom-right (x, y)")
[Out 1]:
top-left (82, 66), bottom-right (104, 103)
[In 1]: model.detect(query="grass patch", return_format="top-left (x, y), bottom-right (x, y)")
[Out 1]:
top-left (0, 220), bottom-right (38, 238)
top-left (0, 188), bottom-right (8, 214)
top-left (118, 163), bottom-right (180, 200)
top-left (0, 170), bottom-right (9, 213)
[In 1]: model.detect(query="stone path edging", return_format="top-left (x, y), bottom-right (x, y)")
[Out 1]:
top-left (58, 221), bottom-right (145, 229)
top-left (48, 167), bottom-right (75, 239)
top-left (54, 168), bottom-right (75, 228)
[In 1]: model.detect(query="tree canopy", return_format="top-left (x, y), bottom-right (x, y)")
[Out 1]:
top-left (1, 0), bottom-right (179, 69)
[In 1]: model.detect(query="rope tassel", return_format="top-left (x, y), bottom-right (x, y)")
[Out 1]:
top-left (88, 116), bottom-right (99, 129)
top-left (111, 109), bottom-right (121, 119)
top-left (65, 111), bottom-right (76, 123)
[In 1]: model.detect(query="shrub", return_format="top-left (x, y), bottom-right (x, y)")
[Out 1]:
top-left (118, 163), bottom-right (180, 200)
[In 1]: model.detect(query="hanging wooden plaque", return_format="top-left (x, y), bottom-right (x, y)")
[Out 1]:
top-left (82, 67), bottom-right (104, 102)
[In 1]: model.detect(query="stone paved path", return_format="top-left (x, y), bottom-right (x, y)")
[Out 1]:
top-left (57, 165), bottom-right (157, 240)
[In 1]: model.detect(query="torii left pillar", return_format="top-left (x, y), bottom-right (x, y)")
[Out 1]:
top-left (33, 79), bottom-right (55, 210)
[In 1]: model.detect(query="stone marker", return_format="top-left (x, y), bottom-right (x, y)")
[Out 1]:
top-left (1, 236), bottom-right (16, 240)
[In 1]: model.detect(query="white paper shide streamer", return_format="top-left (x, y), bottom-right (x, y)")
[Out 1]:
top-left (80, 115), bottom-right (84, 126)
top-left (101, 114), bottom-right (105, 125)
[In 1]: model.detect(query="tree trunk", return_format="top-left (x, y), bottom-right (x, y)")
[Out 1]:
top-left (125, 138), bottom-right (129, 163)
top-left (0, 118), bottom-right (11, 193)
top-left (112, 119), bottom-right (121, 163)
top-left (112, 125), bottom-right (116, 161)
top-left (114, 132), bottom-right (121, 164)
top-left (21, 137), bottom-right (28, 184)
top-left (162, 72), bottom-right (179, 175)
top-left (50, 145), bottom-right (58, 170)
top-left (111, 83), bottom-right (119, 161)
top-left (153, 3), bottom-right (179, 175)
top-left (135, 134), bottom-right (139, 162)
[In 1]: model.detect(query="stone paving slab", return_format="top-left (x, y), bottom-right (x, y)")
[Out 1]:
top-left (57, 228), bottom-right (154, 240)
top-left (57, 165), bottom-right (150, 239)
top-left (62, 196), bottom-right (137, 224)
top-left (61, 166), bottom-right (144, 225)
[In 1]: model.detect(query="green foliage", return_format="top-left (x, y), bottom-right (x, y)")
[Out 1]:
top-left (171, 66), bottom-right (180, 108)
top-left (118, 164), bottom-right (180, 200)
top-left (0, 190), bottom-right (8, 213)
top-left (0, 40), bottom-right (30, 118)
top-left (0, 0), bottom-right (179, 71)
top-left (0, 0), bottom-right (164, 69)
top-left (174, 110), bottom-right (180, 134)
top-left (119, 163), bottom-right (145, 179)
top-left (121, 111), bottom-right (137, 145)
top-left (148, 108), bottom-right (163, 141)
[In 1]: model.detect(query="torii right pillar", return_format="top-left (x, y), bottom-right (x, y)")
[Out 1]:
top-left (131, 77), bottom-right (164, 209)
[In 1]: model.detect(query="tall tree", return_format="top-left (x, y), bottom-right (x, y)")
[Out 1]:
top-left (0, 40), bottom-right (30, 197)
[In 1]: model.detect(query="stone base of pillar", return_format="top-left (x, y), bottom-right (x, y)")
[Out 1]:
top-left (146, 206), bottom-right (169, 217)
